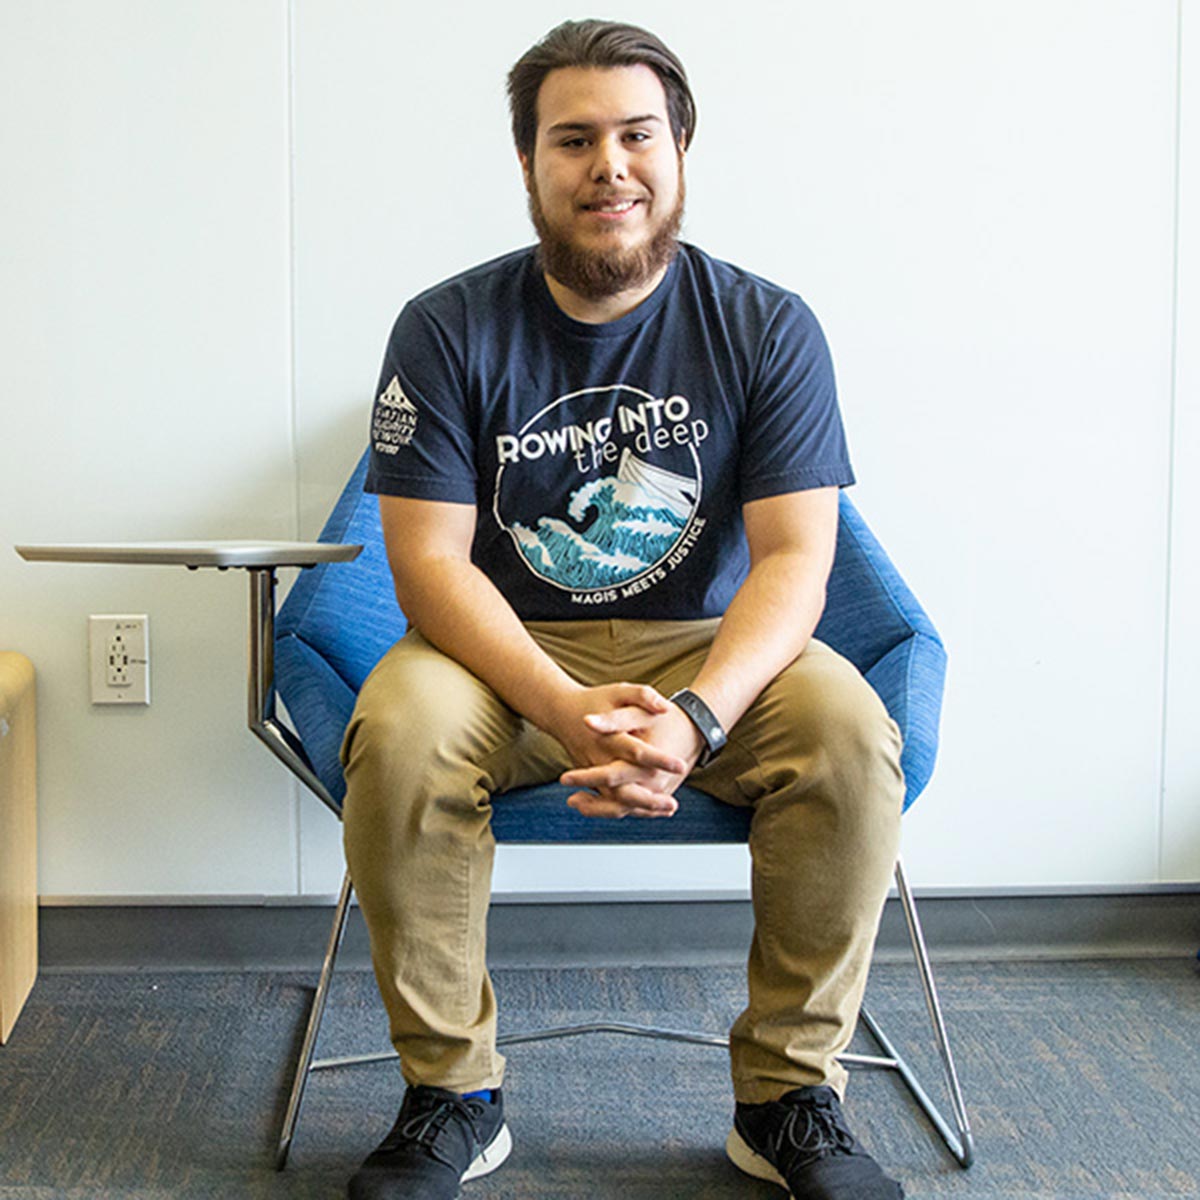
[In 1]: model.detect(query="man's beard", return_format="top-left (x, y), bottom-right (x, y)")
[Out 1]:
top-left (528, 173), bottom-right (685, 302)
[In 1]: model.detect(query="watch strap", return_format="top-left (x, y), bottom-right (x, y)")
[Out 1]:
top-left (669, 688), bottom-right (727, 767)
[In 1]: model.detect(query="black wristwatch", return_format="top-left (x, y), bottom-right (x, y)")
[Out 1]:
top-left (669, 688), bottom-right (727, 768)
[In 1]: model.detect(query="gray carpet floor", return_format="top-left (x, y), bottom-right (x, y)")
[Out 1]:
top-left (1, 957), bottom-right (1197, 1198)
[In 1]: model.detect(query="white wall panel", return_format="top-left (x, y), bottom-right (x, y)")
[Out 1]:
top-left (0, 1), bottom-right (297, 894)
top-left (796, 1), bottom-right (1179, 888)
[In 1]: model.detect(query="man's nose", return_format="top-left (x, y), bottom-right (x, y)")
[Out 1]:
top-left (591, 137), bottom-right (628, 182)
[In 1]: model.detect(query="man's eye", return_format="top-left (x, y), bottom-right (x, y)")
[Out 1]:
top-left (626, 132), bottom-right (650, 142)
top-left (561, 137), bottom-right (588, 149)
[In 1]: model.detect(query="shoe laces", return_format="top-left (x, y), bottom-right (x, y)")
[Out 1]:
top-left (384, 1090), bottom-right (486, 1165)
top-left (771, 1094), bottom-right (856, 1171)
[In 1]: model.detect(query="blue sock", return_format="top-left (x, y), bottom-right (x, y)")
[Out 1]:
top-left (461, 1088), bottom-right (494, 1102)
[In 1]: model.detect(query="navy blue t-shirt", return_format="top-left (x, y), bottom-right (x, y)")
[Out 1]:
top-left (367, 243), bottom-right (854, 621)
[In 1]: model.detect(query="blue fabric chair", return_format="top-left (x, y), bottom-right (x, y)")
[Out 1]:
top-left (268, 450), bottom-right (972, 1169)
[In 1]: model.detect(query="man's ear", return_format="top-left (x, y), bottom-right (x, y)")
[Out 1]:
top-left (518, 150), bottom-right (532, 191)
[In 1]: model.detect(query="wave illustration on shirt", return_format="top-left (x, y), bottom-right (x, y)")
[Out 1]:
top-left (509, 449), bottom-right (697, 590)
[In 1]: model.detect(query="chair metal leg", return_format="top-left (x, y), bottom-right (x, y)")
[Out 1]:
top-left (868, 857), bottom-right (975, 1167)
top-left (275, 869), bottom-right (355, 1170)
top-left (498, 1022), bottom-right (728, 1049)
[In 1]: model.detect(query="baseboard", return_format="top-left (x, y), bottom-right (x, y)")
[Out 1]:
top-left (35, 890), bottom-right (1200, 972)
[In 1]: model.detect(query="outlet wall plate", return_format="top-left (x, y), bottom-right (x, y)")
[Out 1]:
top-left (89, 615), bottom-right (150, 705)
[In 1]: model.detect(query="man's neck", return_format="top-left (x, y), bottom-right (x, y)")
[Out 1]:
top-left (543, 264), bottom-right (670, 325)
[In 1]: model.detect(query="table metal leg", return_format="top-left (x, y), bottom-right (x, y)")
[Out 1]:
top-left (246, 567), bottom-right (339, 816)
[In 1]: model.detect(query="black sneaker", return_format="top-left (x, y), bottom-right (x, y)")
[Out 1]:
top-left (726, 1086), bottom-right (903, 1199)
top-left (347, 1085), bottom-right (511, 1199)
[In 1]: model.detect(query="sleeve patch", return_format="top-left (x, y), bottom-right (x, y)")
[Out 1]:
top-left (373, 375), bottom-right (418, 454)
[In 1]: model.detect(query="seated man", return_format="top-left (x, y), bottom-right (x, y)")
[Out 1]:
top-left (341, 18), bottom-right (906, 1200)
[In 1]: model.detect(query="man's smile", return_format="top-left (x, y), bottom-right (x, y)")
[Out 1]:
top-left (582, 196), bottom-right (644, 215)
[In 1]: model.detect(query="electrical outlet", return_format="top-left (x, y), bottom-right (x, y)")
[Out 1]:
top-left (106, 631), bottom-right (131, 686)
top-left (89, 615), bottom-right (150, 705)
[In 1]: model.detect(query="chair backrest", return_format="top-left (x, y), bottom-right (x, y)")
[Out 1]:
top-left (276, 451), bottom-right (946, 820)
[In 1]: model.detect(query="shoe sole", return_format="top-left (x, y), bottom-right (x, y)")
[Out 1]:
top-left (463, 1122), bottom-right (513, 1182)
top-left (725, 1127), bottom-right (791, 1195)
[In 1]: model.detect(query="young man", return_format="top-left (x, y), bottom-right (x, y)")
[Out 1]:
top-left (342, 18), bottom-right (906, 1200)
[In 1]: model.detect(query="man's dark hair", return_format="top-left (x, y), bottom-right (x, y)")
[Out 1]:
top-left (507, 19), bottom-right (696, 161)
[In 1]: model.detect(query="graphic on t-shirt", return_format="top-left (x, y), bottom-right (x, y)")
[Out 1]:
top-left (492, 384), bottom-right (709, 597)
top-left (372, 376), bottom-right (418, 454)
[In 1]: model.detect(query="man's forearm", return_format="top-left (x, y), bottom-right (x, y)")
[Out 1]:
top-left (393, 554), bottom-right (579, 732)
top-left (687, 548), bottom-right (828, 733)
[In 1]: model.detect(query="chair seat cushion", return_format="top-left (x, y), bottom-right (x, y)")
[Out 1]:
top-left (490, 784), bottom-right (751, 844)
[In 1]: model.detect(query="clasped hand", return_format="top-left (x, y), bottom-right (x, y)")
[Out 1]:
top-left (549, 683), bottom-right (705, 819)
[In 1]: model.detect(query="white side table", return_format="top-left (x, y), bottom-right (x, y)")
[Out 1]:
top-left (15, 542), bottom-right (362, 811)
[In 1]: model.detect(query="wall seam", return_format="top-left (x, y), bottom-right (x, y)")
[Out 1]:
top-left (285, 0), bottom-right (304, 896)
top-left (1159, 0), bottom-right (1185, 880)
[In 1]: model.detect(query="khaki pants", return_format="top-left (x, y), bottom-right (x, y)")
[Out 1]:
top-left (341, 619), bottom-right (903, 1104)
